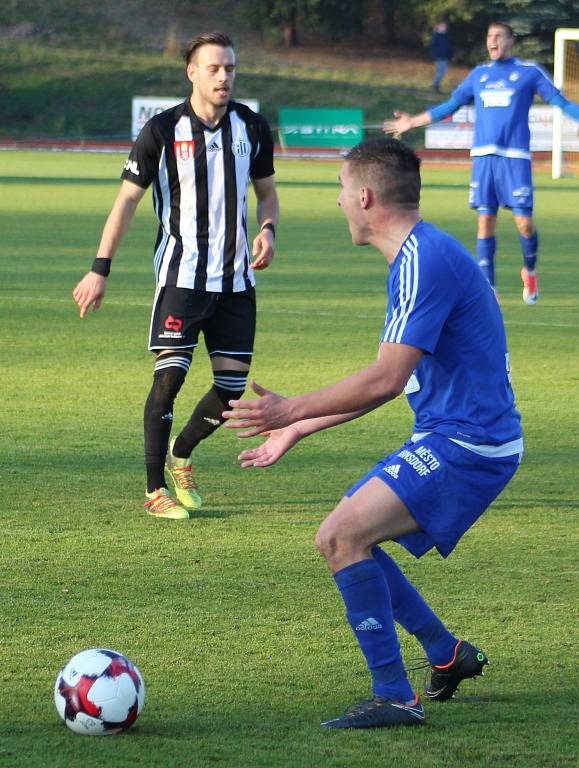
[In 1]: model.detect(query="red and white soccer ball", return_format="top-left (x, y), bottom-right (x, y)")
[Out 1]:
top-left (54, 648), bottom-right (145, 735)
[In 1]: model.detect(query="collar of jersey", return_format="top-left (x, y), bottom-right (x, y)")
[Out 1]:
top-left (391, 219), bottom-right (424, 271)
top-left (185, 99), bottom-right (231, 132)
top-left (490, 56), bottom-right (516, 67)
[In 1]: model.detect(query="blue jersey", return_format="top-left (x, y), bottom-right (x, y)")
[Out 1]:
top-left (381, 220), bottom-right (522, 447)
top-left (452, 57), bottom-right (560, 159)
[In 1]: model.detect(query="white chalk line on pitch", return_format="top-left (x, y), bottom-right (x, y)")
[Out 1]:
top-left (5, 294), bottom-right (579, 329)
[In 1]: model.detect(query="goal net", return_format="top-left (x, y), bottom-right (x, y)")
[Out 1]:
top-left (552, 28), bottom-right (579, 178)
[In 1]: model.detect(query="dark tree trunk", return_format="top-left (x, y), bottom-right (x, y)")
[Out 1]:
top-left (381, 0), bottom-right (397, 45)
top-left (281, 7), bottom-right (298, 46)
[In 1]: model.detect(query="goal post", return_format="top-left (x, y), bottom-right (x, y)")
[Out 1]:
top-left (552, 28), bottom-right (579, 179)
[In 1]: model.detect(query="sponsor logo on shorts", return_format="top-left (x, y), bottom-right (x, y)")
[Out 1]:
top-left (383, 464), bottom-right (400, 479)
top-left (158, 314), bottom-right (184, 339)
top-left (398, 446), bottom-right (440, 477)
top-left (164, 315), bottom-right (183, 333)
top-left (174, 140), bottom-right (196, 162)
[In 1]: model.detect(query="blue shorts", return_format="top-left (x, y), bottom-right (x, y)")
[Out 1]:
top-left (345, 433), bottom-right (521, 559)
top-left (469, 155), bottom-right (534, 216)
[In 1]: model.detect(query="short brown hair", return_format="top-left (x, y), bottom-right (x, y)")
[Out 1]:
top-left (184, 31), bottom-right (234, 65)
top-left (488, 21), bottom-right (514, 38)
top-left (344, 138), bottom-right (421, 209)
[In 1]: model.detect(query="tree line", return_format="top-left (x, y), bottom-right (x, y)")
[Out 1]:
top-left (240, 0), bottom-right (579, 64)
top-left (1, 0), bottom-right (578, 65)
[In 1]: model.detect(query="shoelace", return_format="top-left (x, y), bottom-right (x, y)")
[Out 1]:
top-left (407, 656), bottom-right (431, 672)
top-left (173, 465), bottom-right (198, 490)
top-left (406, 656), bottom-right (433, 691)
top-left (145, 492), bottom-right (178, 512)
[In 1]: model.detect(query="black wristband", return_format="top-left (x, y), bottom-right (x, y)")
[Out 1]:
top-left (91, 258), bottom-right (111, 277)
top-left (260, 222), bottom-right (276, 238)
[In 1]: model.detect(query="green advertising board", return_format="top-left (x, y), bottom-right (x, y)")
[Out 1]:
top-left (278, 107), bottom-right (364, 148)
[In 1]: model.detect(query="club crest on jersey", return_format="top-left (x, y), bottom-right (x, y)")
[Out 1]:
top-left (232, 139), bottom-right (250, 157)
top-left (174, 140), bottom-right (195, 162)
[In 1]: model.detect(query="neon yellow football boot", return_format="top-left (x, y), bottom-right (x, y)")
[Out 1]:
top-left (144, 488), bottom-right (190, 520)
top-left (165, 439), bottom-right (203, 510)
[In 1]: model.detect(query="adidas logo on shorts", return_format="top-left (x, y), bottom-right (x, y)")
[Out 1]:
top-left (383, 464), bottom-right (400, 479)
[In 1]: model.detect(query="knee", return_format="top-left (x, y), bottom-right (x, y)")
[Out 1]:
top-left (315, 524), bottom-right (333, 561)
top-left (213, 369), bottom-right (248, 405)
top-left (148, 358), bottom-right (190, 411)
top-left (516, 218), bottom-right (535, 238)
top-left (315, 523), bottom-right (356, 569)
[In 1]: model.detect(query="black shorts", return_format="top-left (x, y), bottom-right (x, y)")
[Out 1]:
top-left (149, 286), bottom-right (256, 358)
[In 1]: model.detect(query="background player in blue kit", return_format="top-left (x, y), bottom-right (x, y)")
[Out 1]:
top-left (384, 22), bottom-right (579, 304)
top-left (223, 138), bottom-right (523, 729)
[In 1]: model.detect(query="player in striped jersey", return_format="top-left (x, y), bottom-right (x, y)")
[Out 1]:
top-left (73, 32), bottom-right (279, 519)
top-left (384, 22), bottom-right (579, 304)
top-left (224, 138), bottom-right (522, 728)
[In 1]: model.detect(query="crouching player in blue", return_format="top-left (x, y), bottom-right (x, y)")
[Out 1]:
top-left (384, 21), bottom-right (579, 304)
top-left (223, 138), bottom-right (523, 729)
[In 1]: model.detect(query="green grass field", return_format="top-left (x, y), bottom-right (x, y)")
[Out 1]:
top-left (1, 151), bottom-right (578, 768)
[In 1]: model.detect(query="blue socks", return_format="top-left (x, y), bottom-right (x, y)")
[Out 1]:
top-left (334, 559), bottom-right (414, 702)
top-left (477, 231), bottom-right (539, 285)
top-left (519, 231), bottom-right (538, 272)
top-left (371, 546), bottom-right (458, 666)
top-left (334, 550), bottom-right (459, 699)
top-left (476, 236), bottom-right (497, 286)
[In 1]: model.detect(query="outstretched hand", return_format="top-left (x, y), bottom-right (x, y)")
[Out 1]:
top-left (383, 110), bottom-right (412, 137)
top-left (237, 426), bottom-right (302, 468)
top-left (223, 380), bottom-right (292, 438)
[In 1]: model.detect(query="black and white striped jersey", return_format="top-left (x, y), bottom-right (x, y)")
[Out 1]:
top-left (121, 100), bottom-right (275, 293)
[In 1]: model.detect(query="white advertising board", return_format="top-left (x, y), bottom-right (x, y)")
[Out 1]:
top-left (131, 97), bottom-right (260, 140)
top-left (425, 104), bottom-right (579, 151)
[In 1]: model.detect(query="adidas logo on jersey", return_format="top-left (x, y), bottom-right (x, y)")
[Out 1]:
top-left (207, 140), bottom-right (221, 152)
top-left (383, 464), bottom-right (400, 479)
top-left (355, 617), bottom-right (383, 631)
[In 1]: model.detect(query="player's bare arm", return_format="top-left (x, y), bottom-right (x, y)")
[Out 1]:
top-left (237, 405), bottom-right (377, 468)
top-left (383, 110), bottom-right (432, 136)
top-left (73, 180), bottom-right (146, 318)
top-left (251, 175), bottom-right (279, 270)
top-left (224, 342), bottom-right (423, 437)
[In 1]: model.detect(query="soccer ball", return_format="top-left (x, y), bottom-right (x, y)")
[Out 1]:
top-left (54, 648), bottom-right (145, 735)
